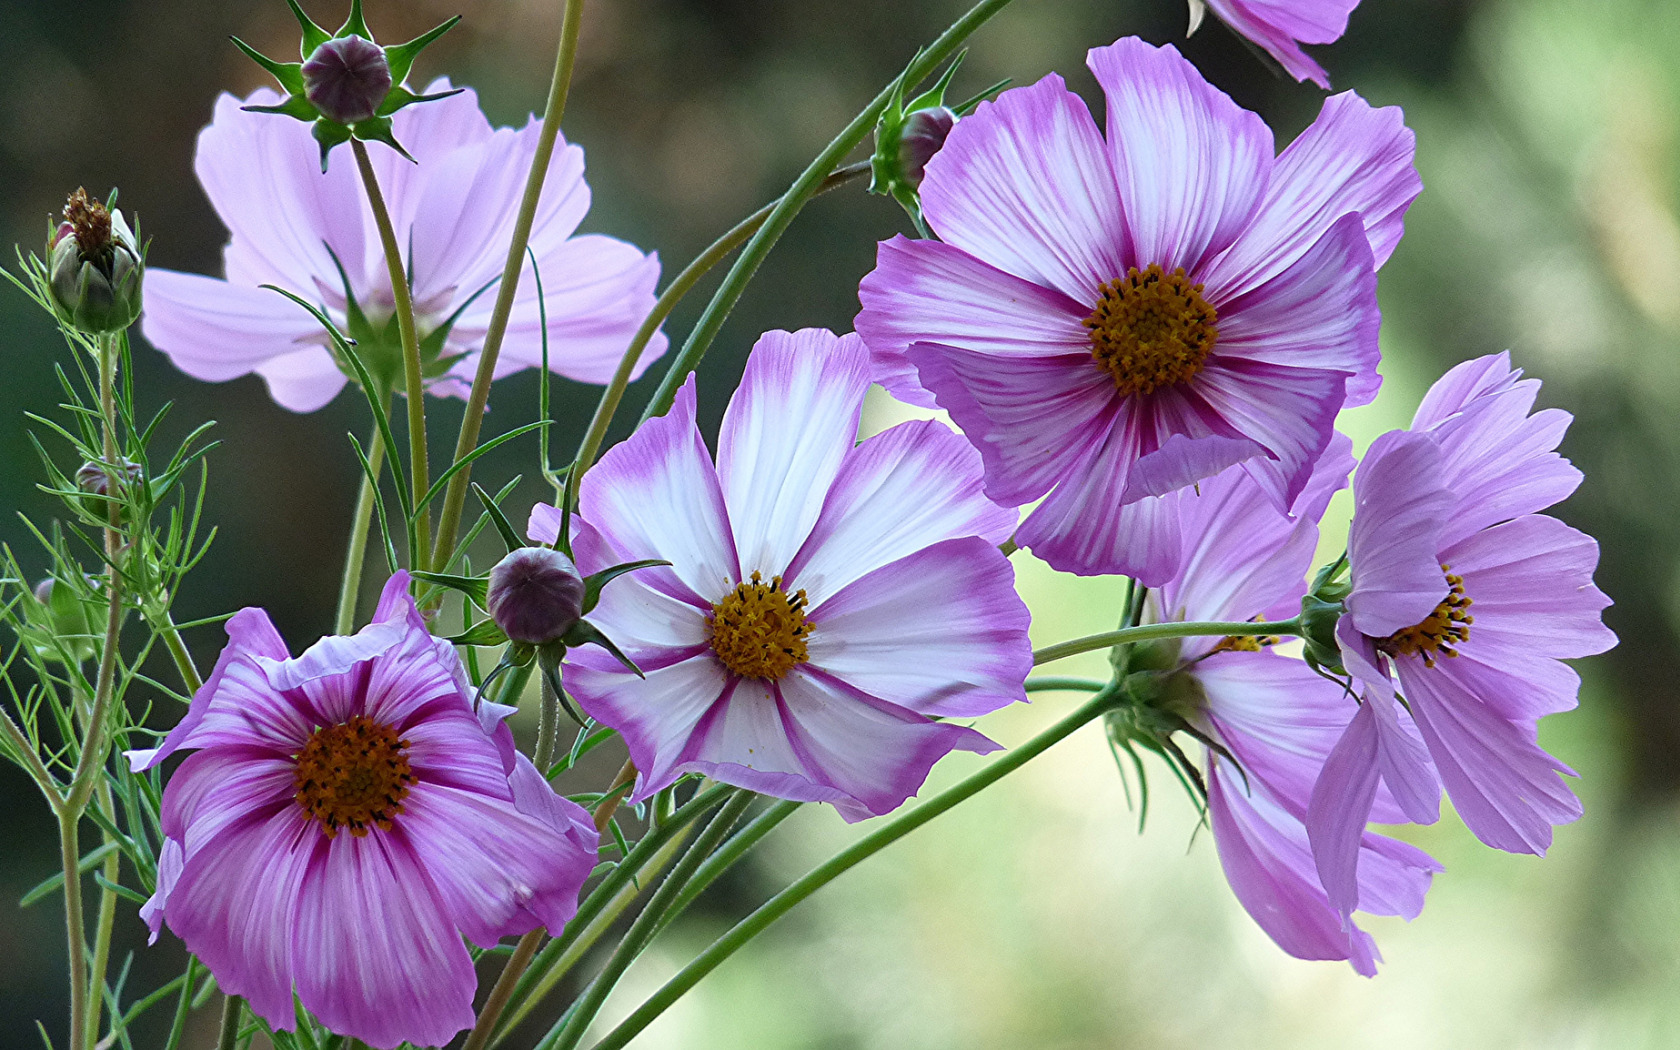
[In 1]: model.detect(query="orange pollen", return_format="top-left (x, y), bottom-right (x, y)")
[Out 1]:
top-left (293, 714), bottom-right (416, 838)
top-left (1084, 264), bottom-right (1218, 397)
top-left (1376, 565), bottom-right (1474, 668)
top-left (708, 572), bottom-right (811, 680)
top-left (1213, 615), bottom-right (1276, 653)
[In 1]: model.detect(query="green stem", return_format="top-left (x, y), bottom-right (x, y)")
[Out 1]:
top-left (584, 688), bottom-right (1122, 1050)
top-left (1024, 676), bottom-right (1108, 693)
top-left (491, 826), bottom-right (688, 1046)
top-left (656, 798), bottom-right (801, 931)
top-left (83, 780), bottom-right (120, 1050)
top-left (548, 791), bottom-right (755, 1050)
top-left (1030, 618), bottom-right (1301, 667)
top-left (431, 0), bottom-right (588, 570)
top-left (59, 807), bottom-right (87, 1050)
top-left (462, 931), bottom-right (543, 1050)
top-left (495, 783), bottom-right (732, 1042)
top-left (351, 138), bottom-right (430, 572)
top-left (535, 672), bottom-right (562, 770)
top-left (156, 611), bottom-right (203, 694)
top-left (157, 957), bottom-right (201, 1050)
top-left (335, 413), bottom-right (388, 634)
top-left (639, 0), bottom-right (1017, 423)
top-left (570, 162), bottom-right (871, 483)
top-left (214, 995), bottom-right (242, 1050)
top-left (0, 701), bottom-right (58, 800)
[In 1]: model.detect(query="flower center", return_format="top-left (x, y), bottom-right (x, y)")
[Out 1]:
top-left (1376, 565), bottom-right (1474, 668)
top-left (293, 715), bottom-right (416, 838)
top-left (708, 572), bottom-right (811, 680)
top-left (1084, 264), bottom-right (1218, 397)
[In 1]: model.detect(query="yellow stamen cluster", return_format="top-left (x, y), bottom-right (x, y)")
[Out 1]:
top-left (1377, 565), bottom-right (1474, 667)
top-left (293, 715), bottom-right (416, 838)
top-left (1213, 616), bottom-right (1277, 653)
top-left (1084, 264), bottom-right (1218, 397)
top-left (708, 572), bottom-right (811, 680)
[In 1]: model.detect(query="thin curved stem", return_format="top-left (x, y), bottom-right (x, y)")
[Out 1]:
top-left (214, 995), bottom-right (242, 1050)
top-left (335, 411), bottom-right (388, 634)
top-left (1030, 618), bottom-right (1301, 667)
top-left (656, 798), bottom-right (801, 931)
top-left (84, 780), bottom-right (120, 1050)
top-left (570, 162), bottom-right (871, 483)
top-left (548, 791), bottom-right (755, 1050)
top-left (156, 611), bottom-right (203, 695)
top-left (1025, 676), bottom-right (1108, 693)
top-left (584, 688), bottom-right (1122, 1050)
top-left (639, 0), bottom-right (1018, 423)
top-left (462, 932), bottom-right (543, 1050)
top-left (351, 138), bottom-right (429, 572)
top-left (59, 807), bottom-right (87, 1050)
top-left (432, 0), bottom-right (588, 570)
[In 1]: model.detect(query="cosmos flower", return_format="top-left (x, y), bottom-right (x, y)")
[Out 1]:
top-left (129, 573), bottom-right (598, 1049)
top-left (532, 328), bottom-right (1032, 820)
top-left (856, 36), bottom-right (1418, 584)
top-left (142, 80), bottom-right (663, 412)
top-left (1193, 0), bottom-right (1362, 89)
top-left (1115, 433), bottom-right (1438, 975)
top-left (1308, 354), bottom-right (1615, 920)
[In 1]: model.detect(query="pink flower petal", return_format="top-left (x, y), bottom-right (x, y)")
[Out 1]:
top-left (141, 270), bottom-right (340, 398)
top-left (292, 831), bottom-right (477, 1049)
top-left (399, 779), bottom-right (596, 946)
top-left (855, 236), bottom-right (1092, 408)
top-left (919, 73), bottom-right (1125, 303)
top-left (565, 652), bottom-right (733, 799)
top-left (716, 329), bottom-right (870, 575)
top-left (1203, 0), bottom-right (1358, 88)
top-left (579, 376), bottom-right (739, 605)
top-left (1086, 38), bottom-right (1272, 274)
top-left (1202, 91), bottom-right (1418, 303)
top-left (786, 419), bottom-right (1017, 604)
top-left (803, 537), bottom-right (1030, 719)
top-left (1305, 698), bottom-right (1382, 921)
top-left (1344, 430), bottom-right (1454, 637)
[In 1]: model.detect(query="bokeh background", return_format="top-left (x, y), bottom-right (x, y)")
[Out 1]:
top-left (2, 0), bottom-right (1676, 1045)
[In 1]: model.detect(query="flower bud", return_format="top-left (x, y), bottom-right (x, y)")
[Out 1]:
top-left (301, 35), bottom-right (392, 126)
top-left (487, 548), bottom-right (587, 645)
top-left (75, 458), bottom-right (143, 499)
top-left (896, 106), bottom-right (956, 190)
top-left (48, 188), bottom-right (143, 334)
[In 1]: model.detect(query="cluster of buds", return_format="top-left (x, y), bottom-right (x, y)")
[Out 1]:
top-left (47, 188), bottom-right (143, 334)
top-left (233, 0), bottom-right (461, 168)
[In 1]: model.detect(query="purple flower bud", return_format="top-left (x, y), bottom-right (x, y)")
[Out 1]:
top-left (897, 106), bottom-right (956, 190)
top-left (302, 35), bottom-right (392, 126)
top-left (487, 548), bottom-right (587, 645)
top-left (75, 458), bottom-right (142, 499)
top-left (48, 188), bottom-right (142, 334)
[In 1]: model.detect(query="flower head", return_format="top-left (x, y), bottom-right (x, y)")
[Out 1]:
top-left (1191, 0), bottom-right (1363, 89)
top-left (141, 83), bottom-right (663, 412)
top-left (129, 573), bottom-right (598, 1049)
top-left (1307, 354), bottom-right (1615, 921)
top-left (301, 35), bottom-right (392, 125)
top-left (856, 36), bottom-right (1419, 583)
top-left (534, 328), bottom-right (1031, 820)
top-left (1112, 433), bottom-right (1439, 975)
top-left (488, 546), bottom-right (587, 645)
top-left (48, 187), bottom-right (143, 334)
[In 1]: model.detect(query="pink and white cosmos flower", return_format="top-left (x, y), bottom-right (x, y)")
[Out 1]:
top-left (532, 328), bottom-right (1032, 820)
top-left (142, 80), bottom-right (663, 412)
top-left (129, 573), bottom-right (598, 1049)
top-left (1134, 433), bottom-right (1438, 975)
top-left (1196, 0), bottom-right (1363, 89)
top-left (856, 36), bottom-right (1418, 584)
top-left (1307, 354), bottom-right (1616, 921)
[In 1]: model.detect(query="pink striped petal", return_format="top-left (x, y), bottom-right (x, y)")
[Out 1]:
top-left (1345, 430), bottom-right (1454, 637)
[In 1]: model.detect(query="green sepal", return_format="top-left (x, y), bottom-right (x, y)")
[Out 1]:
top-left (243, 93), bottom-right (318, 122)
top-left (562, 620), bottom-right (644, 679)
top-left (378, 84), bottom-right (466, 119)
top-left (312, 119), bottom-right (354, 171)
top-left (471, 482), bottom-right (525, 553)
top-left (335, 0), bottom-right (373, 41)
top-left (384, 16), bottom-right (463, 86)
top-left (1299, 595), bottom-right (1346, 676)
top-left (350, 115), bottom-right (416, 163)
top-left (449, 618), bottom-right (509, 648)
top-left (230, 36), bottom-right (306, 94)
top-left (284, 0), bottom-right (332, 56)
top-left (582, 559), bottom-right (670, 614)
top-left (411, 570), bottom-right (489, 611)
top-left (507, 641), bottom-right (536, 667)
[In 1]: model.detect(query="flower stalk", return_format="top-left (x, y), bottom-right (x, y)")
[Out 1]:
top-left (1030, 618), bottom-right (1302, 667)
top-left (431, 0), bottom-right (589, 570)
top-left (350, 138), bottom-right (429, 572)
top-left (335, 414), bottom-right (388, 634)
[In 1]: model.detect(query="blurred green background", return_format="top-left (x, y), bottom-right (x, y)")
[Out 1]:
top-left (1, 0), bottom-right (1673, 1045)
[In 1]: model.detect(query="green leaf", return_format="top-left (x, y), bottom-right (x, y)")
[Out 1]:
top-left (312, 119), bottom-right (354, 171)
top-left (350, 115), bottom-right (414, 163)
top-left (336, 0), bottom-right (372, 40)
top-left (284, 0), bottom-right (331, 55)
top-left (20, 842), bottom-right (118, 906)
top-left (448, 618), bottom-right (508, 648)
top-left (562, 620), bottom-right (644, 678)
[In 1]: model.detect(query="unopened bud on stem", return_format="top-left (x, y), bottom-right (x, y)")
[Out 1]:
top-left (48, 188), bottom-right (143, 334)
top-left (487, 548), bottom-right (586, 645)
top-left (302, 35), bottom-right (392, 125)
